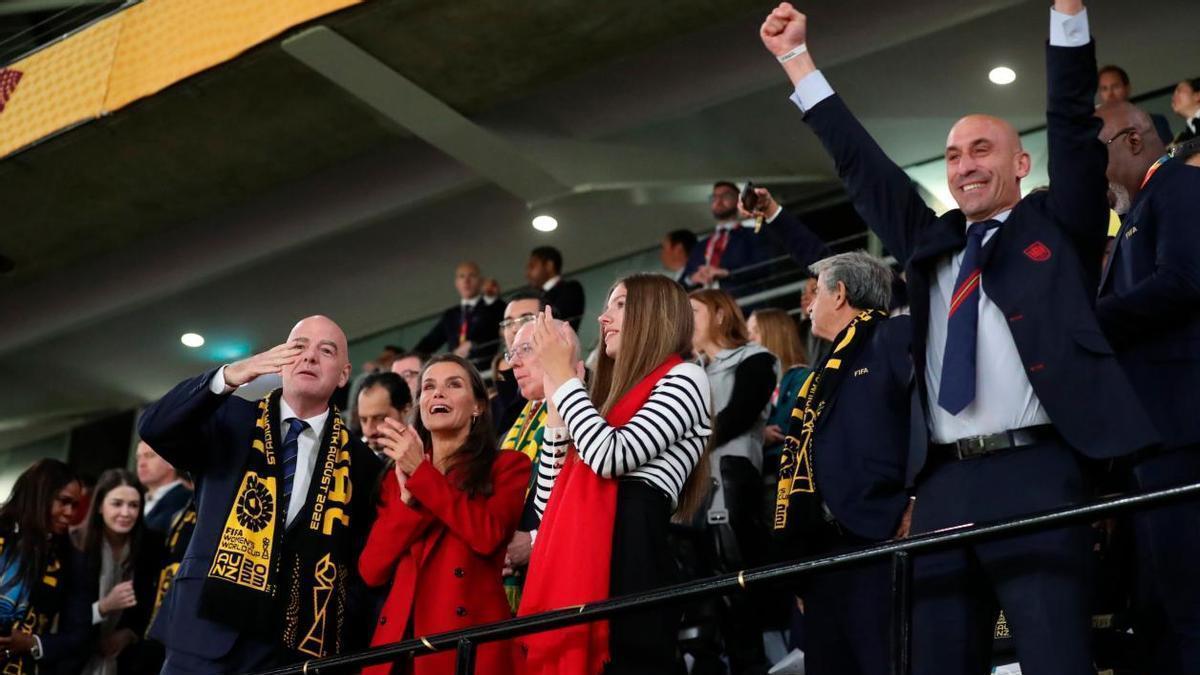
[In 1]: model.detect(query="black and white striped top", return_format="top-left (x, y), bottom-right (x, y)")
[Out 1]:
top-left (534, 363), bottom-right (712, 512)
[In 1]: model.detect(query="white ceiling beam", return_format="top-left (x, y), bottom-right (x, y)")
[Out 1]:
top-left (282, 26), bottom-right (569, 205)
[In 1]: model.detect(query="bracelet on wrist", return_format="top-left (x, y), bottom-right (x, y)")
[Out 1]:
top-left (777, 43), bottom-right (808, 64)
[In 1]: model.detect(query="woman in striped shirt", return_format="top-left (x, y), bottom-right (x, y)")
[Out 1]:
top-left (518, 273), bottom-right (712, 675)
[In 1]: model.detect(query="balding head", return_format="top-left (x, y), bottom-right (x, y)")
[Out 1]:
top-left (282, 315), bottom-right (352, 411)
top-left (455, 261), bottom-right (482, 300)
top-left (945, 114), bottom-right (1031, 221)
top-left (1096, 101), bottom-right (1163, 200)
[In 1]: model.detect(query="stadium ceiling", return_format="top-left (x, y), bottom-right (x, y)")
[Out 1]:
top-left (1, 0), bottom-right (1197, 450)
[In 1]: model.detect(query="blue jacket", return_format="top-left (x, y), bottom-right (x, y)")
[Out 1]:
top-left (801, 40), bottom-right (1158, 472)
top-left (812, 315), bottom-right (914, 542)
top-left (137, 369), bottom-right (381, 661)
top-left (683, 208), bottom-right (831, 290)
top-left (1098, 158), bottom-right (1200, 449)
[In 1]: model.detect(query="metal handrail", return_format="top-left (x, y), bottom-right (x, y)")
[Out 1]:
top-left (251, 480), bottom-right (1200, 675)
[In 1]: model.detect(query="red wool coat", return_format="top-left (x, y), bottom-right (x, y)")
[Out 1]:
top-left (358, 450), bottom-right (531, 675)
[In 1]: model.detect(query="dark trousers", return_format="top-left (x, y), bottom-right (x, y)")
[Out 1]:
top-left (160, 634), bottom-right (294, 675)
top-left (605, 479), bottom-right (683, 675)
top-left (910, 439), bottom-right (1094, 675)
top-left (1131, 444), bottom-right (1200, 675)
top-left (801, 532), bottom-right (891, 675)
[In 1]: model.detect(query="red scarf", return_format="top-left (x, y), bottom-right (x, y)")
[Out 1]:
top-left (517, 355), bottom-right (683, 675)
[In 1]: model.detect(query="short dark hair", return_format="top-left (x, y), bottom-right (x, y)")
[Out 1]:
top-left (530, 246), bottom-right (563, 274)
top-left (382, 344), bottom-right (404, 354)
top-left (505, 290), bottom-right (546, 309)
top-left (712, 180), bottom-right (739, 195)
top-left (665, 229), bottom-right (698, 254)
top-left (359, 371), bottom-right (413, 411)
top-left (1186, 77), bottom-right (1200, 93)
top-left (395, 350), bottom-right (428, 365)
top-left (1098, 65), bottom-right (1129, 86)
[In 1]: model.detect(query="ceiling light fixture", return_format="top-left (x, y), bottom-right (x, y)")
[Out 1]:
top-left (988, 66), bottom-right (1016, 85)
top-left (531, 215), bottom-right (558, 232)
top-left (180, 333), bottom-right (205, 348)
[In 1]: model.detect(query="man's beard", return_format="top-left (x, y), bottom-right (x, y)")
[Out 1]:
top-left (1108, 181), bottom-right (1132, 216)
top-left (712, 206), bottom-right (738, 221)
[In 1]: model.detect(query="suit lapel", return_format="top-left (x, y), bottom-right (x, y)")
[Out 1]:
top-left (910, 213), bottom-right (966, 266)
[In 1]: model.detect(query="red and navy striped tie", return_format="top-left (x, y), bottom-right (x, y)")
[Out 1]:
top-left (937, 219), bottom-right (1000, 414)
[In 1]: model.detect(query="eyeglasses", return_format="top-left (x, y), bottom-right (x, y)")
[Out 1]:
top-left (499, 313), bottom-right (538, 331)
top-left (504, 343), bottom-right (535, 365)
top-left (1105, 127), bottom-right (1138, 145)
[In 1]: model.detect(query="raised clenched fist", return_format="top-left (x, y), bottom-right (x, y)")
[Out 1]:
top-left (224, 341), bottom-right (304, 388)
top-left (759, 3), bottom-right (807, 57)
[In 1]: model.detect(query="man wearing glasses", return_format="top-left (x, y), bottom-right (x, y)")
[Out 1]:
top-left (491, 292), bottom-right (544, 434)
top-left (498, 317), bottom-right (582, 613)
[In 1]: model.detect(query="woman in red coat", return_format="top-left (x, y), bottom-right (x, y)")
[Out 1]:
top-left (359, 354), bottom-right (531, 675)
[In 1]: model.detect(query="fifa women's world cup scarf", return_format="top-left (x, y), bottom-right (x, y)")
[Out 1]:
top-left (201, 389), bottom-right (356, 659)
top-left (0, 534), bottom-right (65, 675)
top-left (147, 500), bottom-right (197, 636)
top-left (774, 310), bottom-right (888, 543)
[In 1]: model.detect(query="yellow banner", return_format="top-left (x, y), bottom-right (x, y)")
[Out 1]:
top-left (0, 0), bottom-right (360, 159)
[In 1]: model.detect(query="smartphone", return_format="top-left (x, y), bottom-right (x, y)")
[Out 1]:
top-left (740, 181), bottom-right (759, 212)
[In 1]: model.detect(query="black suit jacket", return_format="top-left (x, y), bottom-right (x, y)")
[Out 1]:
top-left (415, 299), bottom-right (506, 371)
top-left (65, 532), bottom-right (166, 675)
top-left (137, 370), bottom-right (382, 662)
top-left (802, 40), bottom-right (1158, 473)
top-left (813, 315), bottom-right (915, 541)
top-left (683, 208), bottom-right (831, 291)
top-left (1098, 158), bottom-right (1200, 449)
top-left (542, 279), bottom-right (586, 330)
top-left (143, 483), bottom-right (192, 535)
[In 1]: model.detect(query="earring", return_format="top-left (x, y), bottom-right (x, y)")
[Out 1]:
top-left (470, 413), bottom-right (479, 428)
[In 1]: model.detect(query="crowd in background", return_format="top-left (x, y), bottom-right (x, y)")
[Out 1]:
top-left (1, 1), bottom-right (1199, 675)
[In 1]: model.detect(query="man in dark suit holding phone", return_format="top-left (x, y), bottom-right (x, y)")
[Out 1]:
top-left (761, 1), bottom-right (1158, 672)
top-left (683, 181), bottom-right (830, 293)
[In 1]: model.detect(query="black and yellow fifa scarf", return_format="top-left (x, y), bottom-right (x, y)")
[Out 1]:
top-left (1, 535), bottom-right (65, 675)
top-left (774, 310), bottom-right (888, 543)
top-left (146, 499), bottom-right (197, 637)
top-left (200, 389), bottom-right (357, 659)
top-left (500, 399), bottom-right (547, 614)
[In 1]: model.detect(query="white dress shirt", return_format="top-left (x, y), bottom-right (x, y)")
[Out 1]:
top-left (788, 8), bottom-right (1087, 443)
top-left (210, 366), bottom-right (330, 526)
top-left (143, 479), bottom-right (183, 517)
top-left (541, 276), bottom-right (562, 293)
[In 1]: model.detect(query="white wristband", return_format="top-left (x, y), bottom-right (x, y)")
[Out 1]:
top-left (776, 43), bottom-right (808, 63)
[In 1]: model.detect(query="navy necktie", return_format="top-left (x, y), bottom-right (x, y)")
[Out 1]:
top-left (279, 418), bottom-right (307, 524)
top-left (937, 219), bottom-right (1001, 415)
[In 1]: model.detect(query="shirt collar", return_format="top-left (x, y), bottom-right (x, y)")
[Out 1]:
top-left (966, 208), bottom-right (1012, 228)
top-left (146, 479), bottom-right (183, 504)
top-left (279, 397), bottom-right (330, 436)
top-left (541, 276), bottom-right (562, 292)
top-left (461, 295), bottom-right (481, 309)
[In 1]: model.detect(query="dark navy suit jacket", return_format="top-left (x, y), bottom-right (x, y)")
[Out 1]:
top-left (683, 209), bottom-right (831, 289)
top-left (415, 299), bottom-right (506, 370)
top-left (801, 40), bottom-right (1158, 475)
top-left (543, 279), bottom-right (586, 330)
top-left (1098, 158), bottom-right (1200, 449)
top-left (137, 370), bottom-right (381, 662)
top-left (143, 482), bottom-right (192, 535)
top-left (813, 315), bottom-right (915, 542)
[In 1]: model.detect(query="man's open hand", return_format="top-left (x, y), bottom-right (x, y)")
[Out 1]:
top-left (224, 342), bottom-right (303, 388)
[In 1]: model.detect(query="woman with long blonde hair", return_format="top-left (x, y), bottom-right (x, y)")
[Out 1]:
top-left (520, 273), bottom-right (713, 675)
top-left (748, 308), bottom-right (811, 476)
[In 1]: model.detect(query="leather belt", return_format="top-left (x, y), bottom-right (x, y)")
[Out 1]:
top-left (931, 424), bottom-right (1057, 461)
